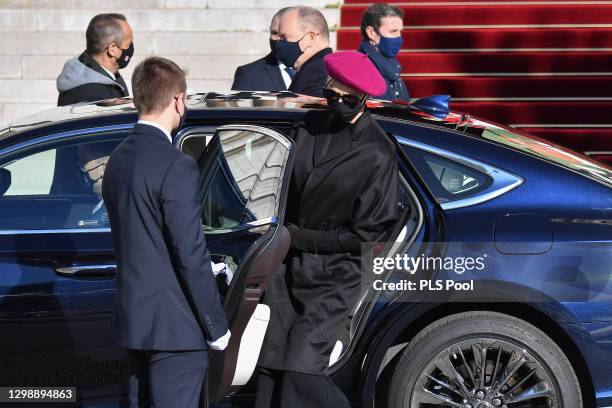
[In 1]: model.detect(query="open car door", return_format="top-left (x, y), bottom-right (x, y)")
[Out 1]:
top-left (176, 124), bottom-right (293, 405)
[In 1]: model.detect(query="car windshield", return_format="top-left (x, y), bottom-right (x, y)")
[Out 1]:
top-left (476, 121), bottom-right (612, 188)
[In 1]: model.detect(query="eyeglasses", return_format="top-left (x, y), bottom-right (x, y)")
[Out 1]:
top-left (80, 160), bottom-right (107, 182)
top-left (323, 88), bottom-right (363, 108)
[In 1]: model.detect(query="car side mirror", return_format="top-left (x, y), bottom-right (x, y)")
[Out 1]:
top-left (0, 168), bottom-right (11, 196)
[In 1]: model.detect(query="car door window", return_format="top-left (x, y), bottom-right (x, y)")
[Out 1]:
top-left (197, 126), bottom-right (289, 231)
top-left (0, 135), bottom-right (124, 230)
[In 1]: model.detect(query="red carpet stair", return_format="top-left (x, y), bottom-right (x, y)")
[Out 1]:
top-left (337, 0), bottom-right (612, 166)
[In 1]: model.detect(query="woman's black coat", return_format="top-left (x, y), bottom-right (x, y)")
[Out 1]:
top-left (258, 109), bottom-right (400, 375)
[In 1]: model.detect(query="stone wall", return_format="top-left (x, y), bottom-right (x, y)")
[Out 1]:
top-left (0, 0), bottom-right (340, 125)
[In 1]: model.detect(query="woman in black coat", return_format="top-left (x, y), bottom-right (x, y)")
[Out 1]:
top-left (255, 52), bottom-right (400, 408)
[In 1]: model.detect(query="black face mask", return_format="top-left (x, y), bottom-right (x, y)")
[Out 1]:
top-left (116, 42), bottom-right (134, 69)
top-left (275, 33), bottom-right (308, 68)
top-left (329, 100), bottom-right (365, 123)
top-left (323, 88), bottom-right (366, 123)
top-left (269, 38), bottom-right (278, 55)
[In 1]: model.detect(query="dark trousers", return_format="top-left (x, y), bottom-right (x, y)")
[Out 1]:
top-left (254, 368), bottom-right (351, 408)
top-left (128, 349), bottom-right (208, 408)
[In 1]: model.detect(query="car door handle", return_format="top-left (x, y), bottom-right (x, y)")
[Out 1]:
top-left (54, 264), bottom-right (117, 277)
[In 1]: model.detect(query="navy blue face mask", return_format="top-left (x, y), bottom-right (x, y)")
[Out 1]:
top-left (376, 31), bottom-right (402, 58)
top-left (275, 33), bottom-right (308, 68)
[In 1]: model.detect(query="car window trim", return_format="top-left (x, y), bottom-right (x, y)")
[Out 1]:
top-left (395, 136), bottom-right (524, 210)
top-left (0, 123), bottom-right (134, 158)
top-left (0, 228), bottom-right (110, 235)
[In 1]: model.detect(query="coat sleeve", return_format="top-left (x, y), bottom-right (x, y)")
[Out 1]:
top-left (161, 154), bottom-right (229, 341)
top-left (289, 146), bottom-right (400, 255)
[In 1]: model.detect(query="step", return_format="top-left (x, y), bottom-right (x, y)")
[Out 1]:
top-left (343, 0), bottom-right (595, 3)
top-left (395, 51), bottom-right (612, 74)
top-left (0, 8), bottom-right (339, 32)
top-left (0, 0), bottom-right (330, 9)
top-left (337, 27), bottom-right (612, 50)
top-left (518, 127), bottom-right (612, 152)
top-left (592, 154), bottom-right (612, 165)
top-left (449, 100), bottom-right (612, 124)
top-left (518, 126), bottom-right (612, 165)
top-left (406, 76), bottom-right (612, 98)
top-left (340, 4), bottom-right (612, 27)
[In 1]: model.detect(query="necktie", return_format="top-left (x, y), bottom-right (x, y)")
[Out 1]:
top-left (285, 66), bottom-right (296, 79)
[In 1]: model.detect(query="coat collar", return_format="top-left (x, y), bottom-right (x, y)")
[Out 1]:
top-left (80, 51), bottom-right (115, 81)
top-left (131, 122), bottom-right (172, 143)
top-left (358, 41), bottom-right (402, 82)
top-left (296, 47), bottom-right (332, 74)
top-left (313, 110), bottom-right (371, 167)
top-left (78, 51), bottom-right (128, 94)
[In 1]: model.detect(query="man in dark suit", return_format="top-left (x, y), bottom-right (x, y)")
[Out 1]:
top-left (358, 3), bottom-right (410, 102)
top-left (231, 7), bottom-right (294, 92)
top-left (276, 6), bottom-right (332, 98)
top-left (102, 57), bottom-right (230, 408)
top-left (57, 13), bottom-right (133, 106)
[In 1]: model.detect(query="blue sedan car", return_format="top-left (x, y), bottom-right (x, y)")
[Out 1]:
top-left (0, 93), bottom-right (610, 408)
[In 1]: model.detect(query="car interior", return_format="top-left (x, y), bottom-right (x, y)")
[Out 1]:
top-left (0, 138), bottom-right (122, 231)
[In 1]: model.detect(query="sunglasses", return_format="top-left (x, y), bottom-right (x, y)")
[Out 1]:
top-left (323, 88), bottom-right (364, 108)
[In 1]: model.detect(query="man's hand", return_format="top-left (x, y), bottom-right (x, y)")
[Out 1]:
top-left (207, 329), bottom-right (231, 351)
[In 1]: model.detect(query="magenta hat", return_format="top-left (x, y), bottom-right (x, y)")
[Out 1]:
top-left (323, 51), bottom-right (387, 97)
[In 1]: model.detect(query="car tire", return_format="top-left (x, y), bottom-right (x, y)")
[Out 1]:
top-left (381, 311), bottom-right (582, 408)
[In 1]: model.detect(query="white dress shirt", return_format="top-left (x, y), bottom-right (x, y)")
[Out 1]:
top-left (137, 120), bottom-right (173, 143)
top-left (278, 62), bottom-right (293, 89)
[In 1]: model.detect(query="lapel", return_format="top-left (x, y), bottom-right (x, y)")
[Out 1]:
top-left (264, 53), bottom-right (286, 91)
top-left (299, 111), bottom-right (373, 204)
top-left (313, 126), bottom-right (352, 167)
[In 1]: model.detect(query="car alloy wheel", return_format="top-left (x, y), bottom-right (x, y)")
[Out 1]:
top-left (410, 338), bottom-right (558, 407)
top-left (380, 311), bottom-right (582, 408)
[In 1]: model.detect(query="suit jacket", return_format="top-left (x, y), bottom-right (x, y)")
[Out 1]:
top-left (288, 47), bottom-right (332, 98)
top-left (231, 52), bottom-right (286, 92)
top-left (57, 51), bottom-right (129, 106)
top-left (102, 123), bottom-right (228, 350)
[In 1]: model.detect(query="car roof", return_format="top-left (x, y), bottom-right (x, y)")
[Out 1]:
top-left (3, 91), bottom-right (470, 137)
top-left (2, 91), bottom-right (610, 188)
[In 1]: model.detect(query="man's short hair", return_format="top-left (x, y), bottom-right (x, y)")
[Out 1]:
top-left (272, 6), bottom-right (292, 26)
top-left (86, 13), bottom-right (127, 55)
top-left (132, 57), bottom-right (187, 115)
top-left (360, 3), bottom-right (404, 40)
top-left (78, 141), bottom-right (116, 164)
top-left (295, 6), bottom-right (329, 40)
